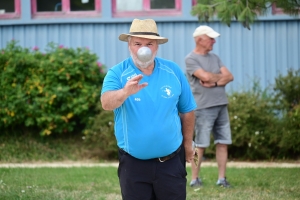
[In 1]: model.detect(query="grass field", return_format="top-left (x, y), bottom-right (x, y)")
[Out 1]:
top-left (1, 135), bottom-right (299, 199)
top-left (0, 165), bottom-right (299, 200)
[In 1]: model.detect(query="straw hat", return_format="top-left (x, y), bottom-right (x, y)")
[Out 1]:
top-left (119, 19), bottom-right (168, 44)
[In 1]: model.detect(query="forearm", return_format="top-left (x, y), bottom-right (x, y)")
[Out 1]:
top-left (200, 66), bottom-right (234, 87)
top-left (216, 73), bottom-right (234, 86)
top-left (194, 68), bottom-right (222, 83)
top-left (101, 74), bottom-right (148, 110)
top-left (203, 72), bottom-right (222, 83)
top-left (100, 89), bottom-right (128, 110)
top-left (180, 111), bottom-right (195, 150)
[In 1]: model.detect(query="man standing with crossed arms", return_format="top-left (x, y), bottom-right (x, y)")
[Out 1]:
top-left (185, 25), bottom-right (234, 188)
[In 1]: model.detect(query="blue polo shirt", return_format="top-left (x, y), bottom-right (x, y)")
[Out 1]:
top-left (101, 57), bottom-right (196, 159)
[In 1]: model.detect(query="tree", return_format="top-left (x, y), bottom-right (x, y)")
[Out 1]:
top-left (191, 0), bottom-right (300, 30)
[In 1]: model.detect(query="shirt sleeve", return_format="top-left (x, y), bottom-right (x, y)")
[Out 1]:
top-left (185, 54), bottom-right (201, 77)
top-left (101, 68), bottom-right (122, 95)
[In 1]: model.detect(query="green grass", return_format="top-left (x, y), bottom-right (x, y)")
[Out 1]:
top-left (1, 135), bottom-right (300, 199)
top-left (0, 135), bottom-right (109, 163)
top-left (0, 167), bottom-right (120, 200)
top-left (0, 166), bottom-right (299, 200)
top-left (187, 167), bottom-right (300, 200)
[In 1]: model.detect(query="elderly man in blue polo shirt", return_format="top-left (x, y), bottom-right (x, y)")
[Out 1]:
top-left (101, 18), bottom-right (196, 200)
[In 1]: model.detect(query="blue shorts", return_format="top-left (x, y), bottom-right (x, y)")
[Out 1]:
top-left (194, 105), bottom-right (232, 148)
top-left (117, 146), bottom-right (186, 200)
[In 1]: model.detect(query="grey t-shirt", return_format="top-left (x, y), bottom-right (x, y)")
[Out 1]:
top-left (185, 52), bottom-right (228, 110)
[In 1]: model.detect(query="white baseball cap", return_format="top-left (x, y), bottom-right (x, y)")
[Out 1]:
top-left (193, 25), bottom-right (220, 38)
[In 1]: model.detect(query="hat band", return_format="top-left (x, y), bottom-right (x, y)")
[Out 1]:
top-left (129, 32), bottom-right (160, 36)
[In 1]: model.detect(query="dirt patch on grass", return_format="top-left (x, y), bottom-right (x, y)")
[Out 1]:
top-left (0, 161), bottom-right (299, 168)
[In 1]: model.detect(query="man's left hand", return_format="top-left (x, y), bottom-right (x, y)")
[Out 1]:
top-left (200, 80), bottom-right (215, 88)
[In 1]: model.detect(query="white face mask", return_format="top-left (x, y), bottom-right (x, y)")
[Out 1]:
top-left (130, 46), bottom-right (156, 69)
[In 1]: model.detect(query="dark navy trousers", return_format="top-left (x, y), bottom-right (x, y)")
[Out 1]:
top-left (118, 146), bottom-right (186, 200)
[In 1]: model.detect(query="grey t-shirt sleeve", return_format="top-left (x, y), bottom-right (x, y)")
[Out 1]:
top-left (185, 53), bottom-right (201, 77)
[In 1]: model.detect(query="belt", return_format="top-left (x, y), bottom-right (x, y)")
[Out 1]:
top-left (157, 146), bottom-right (181, 162)
top-left (119, 146), bottom-right (181, 162)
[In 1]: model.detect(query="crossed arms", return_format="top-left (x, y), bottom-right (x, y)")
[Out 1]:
top-left (193, 66), bottom-right (234, 87)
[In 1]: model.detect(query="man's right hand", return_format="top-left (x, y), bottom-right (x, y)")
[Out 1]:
top-left (123, 74), bottom-right (148, 96)
top-left (101, 74), bottom-right (148, 110)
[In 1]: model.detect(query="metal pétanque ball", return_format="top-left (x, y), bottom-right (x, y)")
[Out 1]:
top-left (137, 47), bottom-right (152, 62)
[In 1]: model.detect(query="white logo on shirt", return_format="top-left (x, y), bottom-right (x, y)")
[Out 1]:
top-left (164, 88), bottom-right (171, 96)
top-left (161, 85), bottom-right (174, 98)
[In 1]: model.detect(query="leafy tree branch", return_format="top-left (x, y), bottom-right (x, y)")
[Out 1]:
top-left (191, 0), bottom-right (300, 30)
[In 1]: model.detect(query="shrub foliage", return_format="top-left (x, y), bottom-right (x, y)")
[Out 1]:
top-left (273, 69), bottom-right (300, 158)
top-left (227, 84), bottom-right (278, 160)
top-left (0, 40), bottom-right (105, 136)
top-left (227, 71), bottom-right (300, 160)
top-left (83, 104), bottom-right (117, 159)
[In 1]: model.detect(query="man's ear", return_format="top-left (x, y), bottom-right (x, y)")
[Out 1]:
top-left (196, 36), bottom-right (202, 43)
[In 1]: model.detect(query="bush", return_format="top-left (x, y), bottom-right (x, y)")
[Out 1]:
top-left (226, 82), bottom-right (279, 160)
top-left (273, 69), bottom-right (300, 112)
top-left (278, 104), bottom-right (300, 157)
top-left (225, 70), bottom-right (300, 160)
top-left (0, 40), bottom-right (105, 136)
top-left (272, 69), bottom-right (300, 158)
top-left (83, 104), bottom-right (117, 160)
